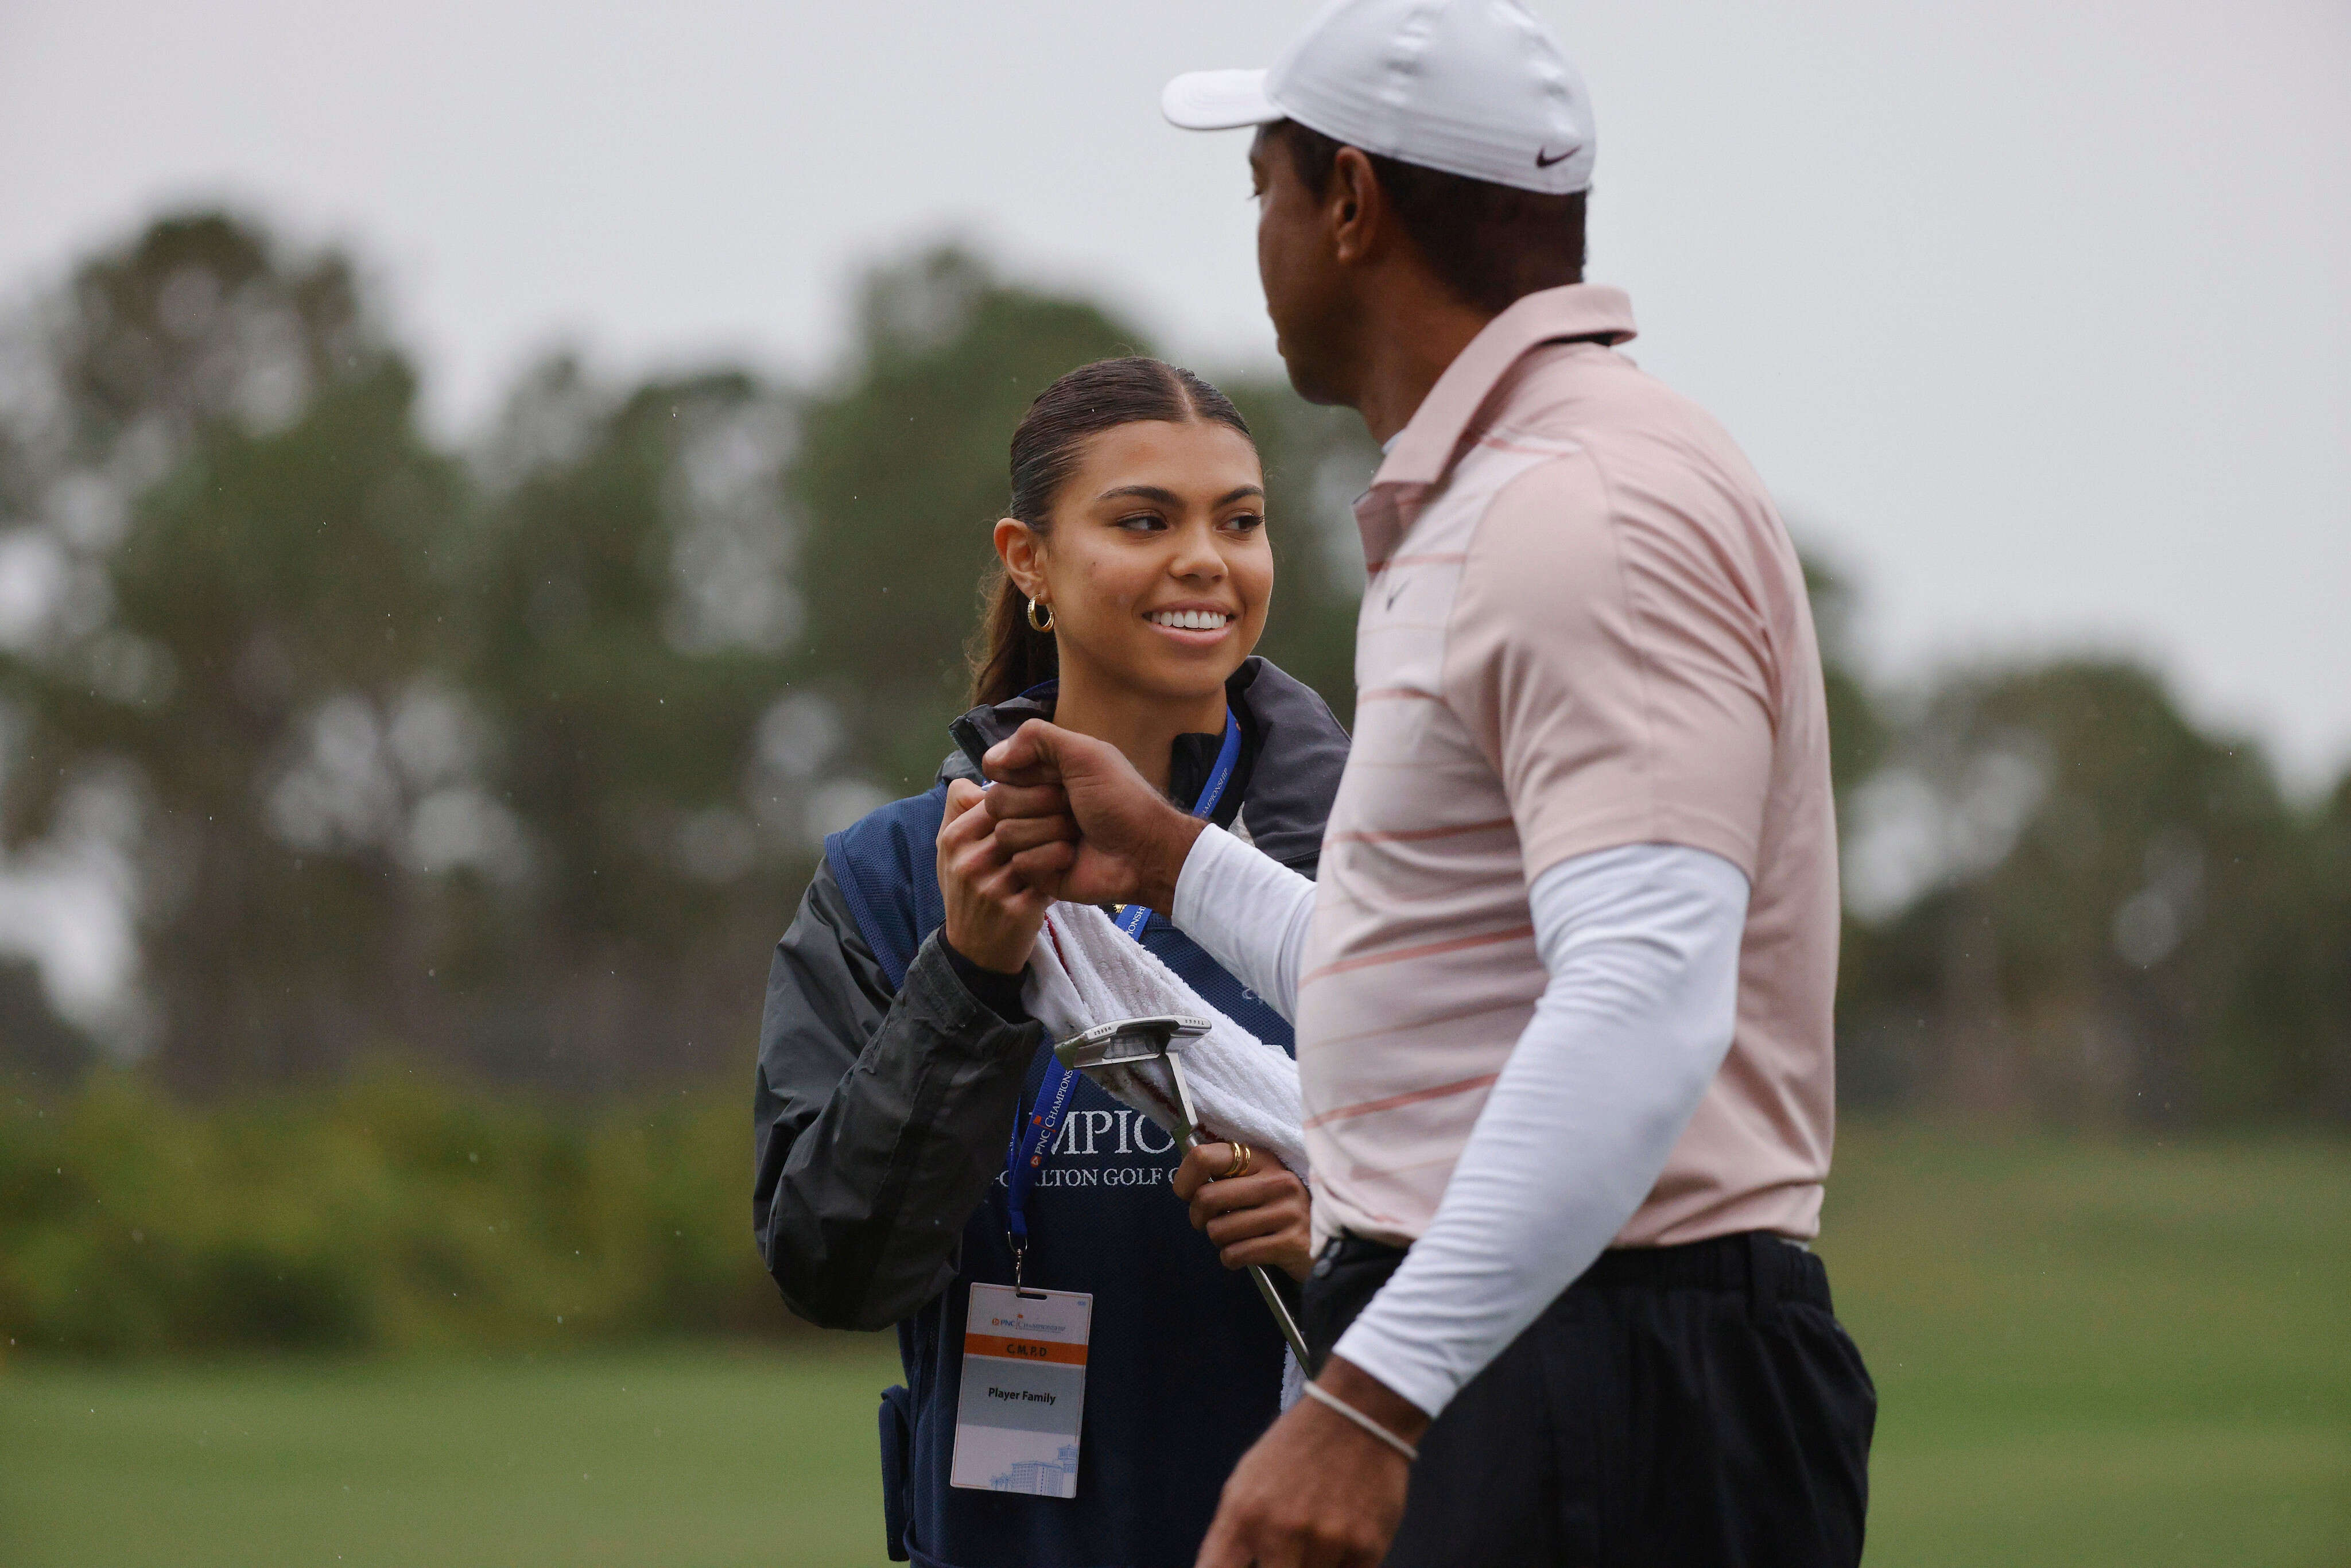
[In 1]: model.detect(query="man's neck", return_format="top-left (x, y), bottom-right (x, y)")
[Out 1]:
top-left (1351, 289), bottom-right (1496, 447)
top-left (1050, 663), bottom-right (1227, 797)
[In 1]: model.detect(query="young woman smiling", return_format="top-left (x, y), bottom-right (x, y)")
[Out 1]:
top-left (752, 358), bottom-right (1349, 1568)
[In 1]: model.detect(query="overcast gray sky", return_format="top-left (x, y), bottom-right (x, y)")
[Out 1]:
top-left (5, 0), bottom-right (2348, 783)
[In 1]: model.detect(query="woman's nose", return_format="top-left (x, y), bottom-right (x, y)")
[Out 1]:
top-left (1170, 523), bottom-right (1226, 580)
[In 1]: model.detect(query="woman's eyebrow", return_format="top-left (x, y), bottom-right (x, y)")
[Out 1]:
top-left (1095, 484), bottom-right (1267, 506)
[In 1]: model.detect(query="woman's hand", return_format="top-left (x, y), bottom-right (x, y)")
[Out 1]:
top-left (938, 779), bottom-right (1052, 976)
top-left (1170, 1142), bottom-right (1313, 1282)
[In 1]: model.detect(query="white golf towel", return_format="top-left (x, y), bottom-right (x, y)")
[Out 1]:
top-left (1021, 898), bottom-right (1312, 1408)
top-left (1021, 900), bottom-right (1309, 1181)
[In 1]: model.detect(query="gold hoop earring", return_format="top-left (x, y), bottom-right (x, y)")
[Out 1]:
top-left (1027, 597), bottom-right (1054, 633)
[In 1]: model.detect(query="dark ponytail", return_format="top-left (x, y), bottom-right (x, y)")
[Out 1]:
top-left (968, 357), bottom-right (1254, 707)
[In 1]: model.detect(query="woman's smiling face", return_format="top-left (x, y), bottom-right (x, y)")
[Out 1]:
top-left (998, 418), bottom-right (1273, 705)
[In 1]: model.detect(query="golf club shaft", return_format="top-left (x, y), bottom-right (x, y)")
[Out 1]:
top-left (1165, 1054), bottom-right (1314, 1367)
top-left (1245, 1255), bottom-right (1313, 1368)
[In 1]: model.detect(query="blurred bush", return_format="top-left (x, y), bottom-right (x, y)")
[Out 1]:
top-left (0, 1063), bottom-right (789, 1356)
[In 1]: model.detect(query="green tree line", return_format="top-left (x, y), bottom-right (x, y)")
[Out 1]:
top-left (0, 211), bottom-right (2345, 1131)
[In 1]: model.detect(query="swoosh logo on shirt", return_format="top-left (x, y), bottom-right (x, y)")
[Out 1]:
top-left (1535, 145), bottom-right (1576, 169)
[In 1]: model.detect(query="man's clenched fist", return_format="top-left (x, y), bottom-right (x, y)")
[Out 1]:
top-left (981, 719), bottom-right (1207, 911)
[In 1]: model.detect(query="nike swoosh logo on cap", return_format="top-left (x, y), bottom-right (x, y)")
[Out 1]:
top-left (1535, 146), bottom-right (1576, 168)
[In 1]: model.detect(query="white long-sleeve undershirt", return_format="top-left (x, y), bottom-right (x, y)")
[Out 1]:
top-left (1170, 825), bottom-right (1750, 1418)
top-left (1169, 824), bottom-right (1320, 1022)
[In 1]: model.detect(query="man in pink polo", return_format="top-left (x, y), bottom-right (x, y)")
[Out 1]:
top-left (981, 2), bottom-right (1875, 1563)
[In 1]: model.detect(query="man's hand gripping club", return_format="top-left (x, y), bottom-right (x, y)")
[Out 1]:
top-left (980, 720), bottom-right (1207, 910)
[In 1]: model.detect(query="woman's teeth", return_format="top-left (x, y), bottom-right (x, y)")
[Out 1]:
top-left (1148, 610), bottom-right (1232, 631)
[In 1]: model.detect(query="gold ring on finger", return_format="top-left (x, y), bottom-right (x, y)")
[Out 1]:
top-left (1221, 1142), bottom-right (1252, 1180)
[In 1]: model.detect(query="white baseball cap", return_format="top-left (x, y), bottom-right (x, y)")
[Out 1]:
top-left (1162, 0), bottom-right (1595, 196)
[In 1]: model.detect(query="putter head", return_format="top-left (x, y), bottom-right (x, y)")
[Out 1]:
top-left (1053, 1014), bottom-right (1211, 1072)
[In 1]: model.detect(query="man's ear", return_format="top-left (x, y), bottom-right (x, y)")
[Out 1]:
top-left (1328, 146), bottom-right (1386, 266)
top-left (995, 518), bottom-right (1047, 599)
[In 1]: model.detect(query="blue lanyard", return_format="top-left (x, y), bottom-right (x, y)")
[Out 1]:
top-left (1003, 710), bottom-right (1242, 1276)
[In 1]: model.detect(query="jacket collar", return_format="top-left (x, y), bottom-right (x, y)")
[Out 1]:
top-left (944, 689), bottom-right (1056, 777)
top-left (1355, 282), bottom-right (1636, 569)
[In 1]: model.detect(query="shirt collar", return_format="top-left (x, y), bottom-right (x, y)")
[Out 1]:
top-left (1373, 283), bottom-right (1635, 490)
top-left (1352, 284), bottom-right (1634, 568)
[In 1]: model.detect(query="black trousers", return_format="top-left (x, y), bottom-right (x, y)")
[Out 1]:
top-left (1302, 1232), bottom-right (1875, 1568)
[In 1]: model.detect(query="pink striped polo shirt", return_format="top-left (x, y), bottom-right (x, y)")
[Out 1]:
top-left (1297, 283), bottom-right (1841, 1251)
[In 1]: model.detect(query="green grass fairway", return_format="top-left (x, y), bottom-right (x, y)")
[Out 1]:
top-left (3, 1128), bottom-right (2346, 1567)
top-left (0, 1341), bottom-right (906, 1568)
top-left (1819, 1127), bottom-right (2350, 1567)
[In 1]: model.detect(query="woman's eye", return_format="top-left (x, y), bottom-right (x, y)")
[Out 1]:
top-left (1115, 513), bottom-right (1167, 533)
top-left (1224, 512), bottom-right (1266, 533)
